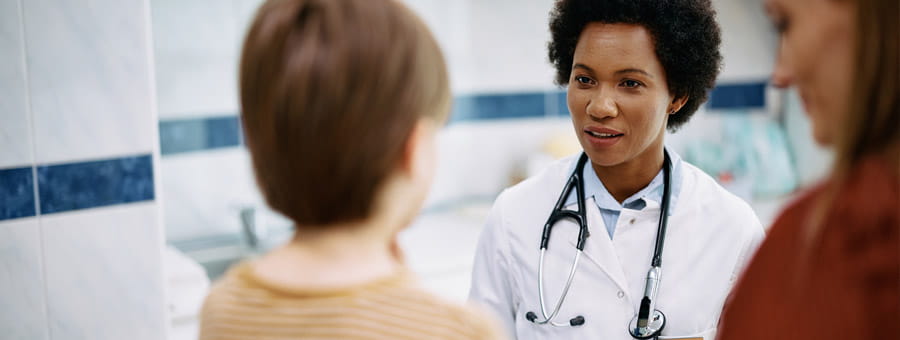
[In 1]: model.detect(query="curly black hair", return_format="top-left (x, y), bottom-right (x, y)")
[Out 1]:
top-left (548, 0), bottom-right (722, 131)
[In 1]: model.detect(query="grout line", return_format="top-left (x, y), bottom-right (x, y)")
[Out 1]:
top-left (16, 0), bottom-right (53, 338)
top-left (141, 0), bottom-right (174, 337)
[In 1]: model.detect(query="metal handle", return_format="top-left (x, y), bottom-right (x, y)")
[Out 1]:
top-left (239, 207), bottom-right (259, 252)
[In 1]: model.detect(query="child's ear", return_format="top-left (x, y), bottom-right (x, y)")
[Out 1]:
top-left (400, 119), bottom-right (437, 179)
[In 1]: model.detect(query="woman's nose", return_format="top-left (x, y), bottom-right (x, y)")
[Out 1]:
top-left (771, 63), bottom-right (794, 88)
top-left (770, 41), bottom-right (794, 88)
top-left (586, 93), bottom-right (618, 120)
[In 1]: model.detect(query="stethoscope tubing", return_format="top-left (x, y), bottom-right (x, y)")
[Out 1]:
top-left (531, 151), bottom-right (673, 333)
top-left (533, 248), bottom-right (583, 326)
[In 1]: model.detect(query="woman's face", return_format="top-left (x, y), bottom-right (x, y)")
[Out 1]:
top-left (568, 23), bottom-right (684, 169)
top-left (765, 0), bottom-right (856, 145)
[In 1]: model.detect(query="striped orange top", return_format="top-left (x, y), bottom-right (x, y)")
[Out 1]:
top-left (199, 261), bottom-right (505, 340)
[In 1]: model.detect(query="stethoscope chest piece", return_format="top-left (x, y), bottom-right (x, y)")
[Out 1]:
top-left (628, 310), bottom-right (666, 339)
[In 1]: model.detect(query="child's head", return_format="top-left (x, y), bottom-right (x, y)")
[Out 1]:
top-left (239, 0), bottom-right (450, 228)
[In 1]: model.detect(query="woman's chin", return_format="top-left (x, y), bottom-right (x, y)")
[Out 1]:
top-left (811, 124), bottom-right (834, 147)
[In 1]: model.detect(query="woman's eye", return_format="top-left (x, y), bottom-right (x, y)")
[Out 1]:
top-left (575, 76), bottom-right (592, 85)
top-left (621, 80), bottom-right (642, 88)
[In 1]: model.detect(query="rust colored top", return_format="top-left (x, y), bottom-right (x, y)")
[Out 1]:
top-left (717, 156), bottom-right (899, 340)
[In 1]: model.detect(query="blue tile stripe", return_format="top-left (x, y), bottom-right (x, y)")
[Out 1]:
top-left (555, 91), bottom-right (570, 116)
top-left (707, 82), bottom-right (767, 109)
top-left (159, 115), bottom-right (241, 155)
top-left (156, 82), bottom-right (766, 156)
top-left (556, 81), bottom-right (767, 113)
top-left (0, 167), bottom-right (36, 221)
top-left (450, 92), bottom-right (548, 122)
top-left (37, 154), bottom-right (155, 215)
top-left (0, 154), bottom-right (155, 220)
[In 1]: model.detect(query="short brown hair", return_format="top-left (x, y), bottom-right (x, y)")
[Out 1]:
top-left (239, 0), bottom-right (450, 226)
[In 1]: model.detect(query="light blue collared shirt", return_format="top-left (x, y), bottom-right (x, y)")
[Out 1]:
top-left (563, 149), bottom-right (684, 239)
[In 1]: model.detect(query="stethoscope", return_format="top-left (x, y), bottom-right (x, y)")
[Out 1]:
top-left (525, 151), bottom-right (672, 339)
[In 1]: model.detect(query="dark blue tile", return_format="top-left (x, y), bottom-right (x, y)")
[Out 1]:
top-left (159, 115), bottom-right (241, 155)
top-left (0, 167), bottom-right (36, 220)
top-left (450, 96), bottom-right (478, 122)
top-left (159, 119), bottom-right (205, 155)
top-left (555, 91), bottom-right (570, 116)
top-left (708, 82), bottom-right (767, 109)
top-left (205, 116), bottom-right (242, 149)
top-left (38, 155), bottom-right (155, 214)
top-left (450, 92), bottom-right (546, 122)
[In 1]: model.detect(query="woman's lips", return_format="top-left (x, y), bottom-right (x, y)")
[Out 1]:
top-left (583, 127), bottom-right (623, 148)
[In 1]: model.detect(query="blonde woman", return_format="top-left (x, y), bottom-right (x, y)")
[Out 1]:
top-left (717, 0), bottom-right (899, 339)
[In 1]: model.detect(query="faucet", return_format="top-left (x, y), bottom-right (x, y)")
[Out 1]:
top-left (239, 207), bottom-right (260, 253)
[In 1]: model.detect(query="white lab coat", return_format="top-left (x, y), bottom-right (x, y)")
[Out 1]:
top-left (469, 155), bottom-right (765, 340)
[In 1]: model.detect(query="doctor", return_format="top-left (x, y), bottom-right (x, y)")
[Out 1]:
top-left (469, 1), bottom-right (765, 339)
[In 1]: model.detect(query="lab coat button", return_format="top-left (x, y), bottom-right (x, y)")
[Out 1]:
top-left (617, 291), bottom-right (625, 298)
top-left (629, 218), bottom-right (636, 225)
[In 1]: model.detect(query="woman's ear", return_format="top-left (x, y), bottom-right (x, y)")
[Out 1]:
top-left (668, 95), bottom-right (689, 115)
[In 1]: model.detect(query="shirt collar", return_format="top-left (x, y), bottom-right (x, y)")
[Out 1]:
top-left (563, 148), bottom-right (683, 215)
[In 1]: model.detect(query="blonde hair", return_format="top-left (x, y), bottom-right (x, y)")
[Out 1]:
top-left (806, 0), bottom-right (900, 240)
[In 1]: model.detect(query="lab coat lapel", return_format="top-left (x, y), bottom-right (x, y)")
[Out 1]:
top-left (565, 198), bottom-right (631, 295)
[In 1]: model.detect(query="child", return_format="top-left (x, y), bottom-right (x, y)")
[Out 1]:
top-left (198, 0), bottom-right (504, 339)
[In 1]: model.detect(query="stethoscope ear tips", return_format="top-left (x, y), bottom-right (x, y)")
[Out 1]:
top-left (525, 312), bottom-right (538, 323)
top-left (569, 315), bottom-right (585, 326)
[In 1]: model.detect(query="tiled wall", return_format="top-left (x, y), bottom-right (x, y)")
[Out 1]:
top-left (150, 0), bottom-right (261, 242)
top-left (0, 0), bottom-right (167, 339)
top-left (155, 86), bottom-right (768, 241)
top-left (149, 0), bottom-right (782, 243)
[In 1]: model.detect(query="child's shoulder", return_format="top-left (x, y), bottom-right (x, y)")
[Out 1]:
top-left (379, 282), bottom-right (507, 339)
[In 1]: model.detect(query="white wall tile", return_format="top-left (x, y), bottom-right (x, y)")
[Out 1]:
top-left (462, 0), bottom-right (557, 93)
top-left (0, 218), bottom-right (49, 340)
top-left (0, 0), bottom-right (32, 168)
top-left (401, 0), bottom-right (472, 93)
top-left (714, 0), bottom-right (778, 81)
top-left (233, 0), bottom-right (266, 38)
top-left (402, 0), bottom-right (557, 94)
top-left (159, 148), bottom-right (263, 241)
top-left (41, 202), bottom-right (167, 340)
top-left (151, 0), bottom-right (242, 118)
top-left (23, 0), bottom-right (155, 164)
top-left (426, 118), bottom-right (573, 206)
